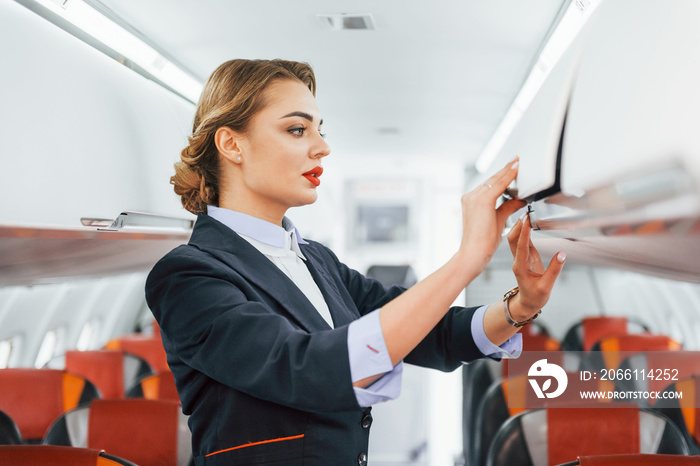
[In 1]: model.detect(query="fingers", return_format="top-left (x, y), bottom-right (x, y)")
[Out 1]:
top-left (507, 217), bottom-right (522, 256)
top-left (496, 199), bottom-right (527, 228)
top-left (480, 158), bottom-right (520, 197)
top-left (540, 251), bottom-right (567, 290)
top-left (514, 214), bottom-right (532, 267)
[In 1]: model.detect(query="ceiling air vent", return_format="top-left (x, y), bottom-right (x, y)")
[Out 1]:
top-left (318, 13), bottom-right (375, 31)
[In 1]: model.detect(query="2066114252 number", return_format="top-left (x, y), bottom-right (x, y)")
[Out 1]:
top-left (599, 368), bottom-right (679, 381)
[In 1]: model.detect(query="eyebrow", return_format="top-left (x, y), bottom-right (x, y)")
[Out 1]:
top-left (280, 111), bottom-right (323, 125)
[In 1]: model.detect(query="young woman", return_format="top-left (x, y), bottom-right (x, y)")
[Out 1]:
top-left (145, 58), bottom-right (565, 466)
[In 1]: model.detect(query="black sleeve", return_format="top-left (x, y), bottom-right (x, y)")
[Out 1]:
top-left (315, 243), bottom-right (485, 372)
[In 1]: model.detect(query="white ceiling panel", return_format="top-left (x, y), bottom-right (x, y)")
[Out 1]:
top-left (88, 0), bottom-right (567, 163)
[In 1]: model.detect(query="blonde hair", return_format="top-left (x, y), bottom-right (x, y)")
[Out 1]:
top-left (171, 59), bottom-right (316, 214)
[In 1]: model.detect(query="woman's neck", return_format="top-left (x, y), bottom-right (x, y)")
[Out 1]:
top-left (218, 198), bottom-right (286, 227)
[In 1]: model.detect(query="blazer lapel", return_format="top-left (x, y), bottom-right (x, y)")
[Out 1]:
top-left (302, 245), bottom-right (359, 327)
top-left (188, 214), bottom-right (332, 332)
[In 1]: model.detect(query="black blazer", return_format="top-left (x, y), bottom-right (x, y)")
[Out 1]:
top-left (145, 213), bottom-right (485, 466)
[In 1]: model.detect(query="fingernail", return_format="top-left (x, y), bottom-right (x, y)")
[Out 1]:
top-left (519, 212), bottom-right (528, 221)
top-left (557, 251), bottom-right (567, 263)
top-left (511, 161), bottom-right (519, 170)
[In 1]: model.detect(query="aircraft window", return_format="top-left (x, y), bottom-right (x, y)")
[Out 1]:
top-left (0, 340), bottom-right (12, 368)
top-left (34, 328), bottom-right (64, 369)
top-left (76, 321), bottom-right (97, 350)
top-left (0, 337), bottom-right (20, 369)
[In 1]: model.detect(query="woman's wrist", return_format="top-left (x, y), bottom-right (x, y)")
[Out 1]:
top-left (507, 293), bottom-right (541, 321)
top-left (451, 249), bottom-right (489, 285)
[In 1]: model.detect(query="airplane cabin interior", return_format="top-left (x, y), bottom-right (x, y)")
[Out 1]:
top-left (1, 0), bottom-right (700, 465)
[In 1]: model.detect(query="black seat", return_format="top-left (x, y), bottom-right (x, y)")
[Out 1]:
top-left (472, 353), bottom-right (588, 466)
top-left (0, 410), bottom-right (21, 445)
top-left (461, 358), bottom-right (501, 465)
top-left (366, 264), bottom-right (417, 288)
top-left (653, 374), bottom-right (700, 455)
top-left (461, 322), bottom-right (563, 465)
top-left (486, 403), bottom-right (689, 466)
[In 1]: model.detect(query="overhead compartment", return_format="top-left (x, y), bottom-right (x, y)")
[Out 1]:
top-left (494, 32), bottom-right (584, 201)
top-left (557, 0), bottom-right (700, 223)
top-left (0, 212), bottom-right (192, 286)
top-left (524, 0), bottom-right (700, 282)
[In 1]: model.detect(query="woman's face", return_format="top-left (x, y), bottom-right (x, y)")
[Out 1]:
top-left (229, 79), bottom-right (330, 222)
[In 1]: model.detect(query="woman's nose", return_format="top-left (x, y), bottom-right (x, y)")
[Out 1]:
top-left (313, 134), bottom-right (331, 159)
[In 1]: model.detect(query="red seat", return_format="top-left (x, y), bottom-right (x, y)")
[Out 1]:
top-left (44, 399), bottom-right (192, 466)
top-left (0, 445), bottom-right (137, 465)
top-left (615, 352), bottom-right (700, 407)
top-left (486, 403), bottom-right (689, 465)
top-left (587, 333), bottom-right (682, 372)
top-left (46, 350), bottom-right (153, 399)
top-left (0, 369), bottom-right (98, 442)
top-left (126, 371), bottom-right (180, 402)
top-left (558, 453), bottom-right (700, 465)
top-left (104, 334), bottom-right (169, 373)
top-left (561, 316), bottom-right (649, 352)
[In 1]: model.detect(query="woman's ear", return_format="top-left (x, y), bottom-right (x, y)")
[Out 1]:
top-left (215, 126), bottom-right (244, 164)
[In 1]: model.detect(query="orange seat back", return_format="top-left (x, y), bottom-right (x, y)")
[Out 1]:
top-left (138, 371), bottom-right (180, 402)
top-left (66, 350), bottom-right (125, 399)
top-left (646, 352), bottom-right (700, 396)
top-left (104, 336), bottom-right (169, 373)
top-left (0, 445), bottom-right (130, 466)
top-left (578, 453), bottom-right (700, 465)
top-left (598, 334), bottom-right (681, 370)
top-left (87, 399), bottom-right (179, 466)
top-left (582, 317), bottom-right (628, 351)
top-left (0, 369), bottom-right (93, 440)
top-left (547, 403), bottom-right (640, 465)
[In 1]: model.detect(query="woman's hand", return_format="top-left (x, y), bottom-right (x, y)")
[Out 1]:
top-left (458, 158), bottom-right (526, 273)
top-left (506, 214), bottom-right (566, 320)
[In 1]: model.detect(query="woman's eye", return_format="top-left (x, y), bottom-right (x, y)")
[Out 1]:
top-left (288, 127), bottom-right (305, 136)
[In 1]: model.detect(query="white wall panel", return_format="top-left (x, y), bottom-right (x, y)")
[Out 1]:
top-left (0, 1), bottom-right (195, 227)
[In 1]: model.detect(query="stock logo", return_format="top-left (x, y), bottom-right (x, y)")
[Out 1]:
top-left (528, 359), bottom-right (568, 399)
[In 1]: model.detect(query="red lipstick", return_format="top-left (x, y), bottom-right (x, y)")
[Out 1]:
top-left (302, 166), bottom-right (323, 187)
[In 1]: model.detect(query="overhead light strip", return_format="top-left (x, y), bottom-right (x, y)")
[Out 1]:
top-left (15, 0), bottom-right (203, 103)
top-left (475, 0), bottom-right (600, 173)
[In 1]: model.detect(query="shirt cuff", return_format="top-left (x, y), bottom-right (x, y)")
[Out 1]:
top-left (347, 309), bottom-right (403, 406)
top-left (471, 305), bottom-right (523, 359)
top-left (347, 308), bottom-right (395, 381)
top-left (353, 362), bottom-right (403, 407)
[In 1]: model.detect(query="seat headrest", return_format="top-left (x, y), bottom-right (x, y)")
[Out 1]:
top-left (87, 399), bottom-right (180, 466)
top-left (547, 403), bottom-right (640, 465)
top-left (0, 369), bottom-right (92, 440)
